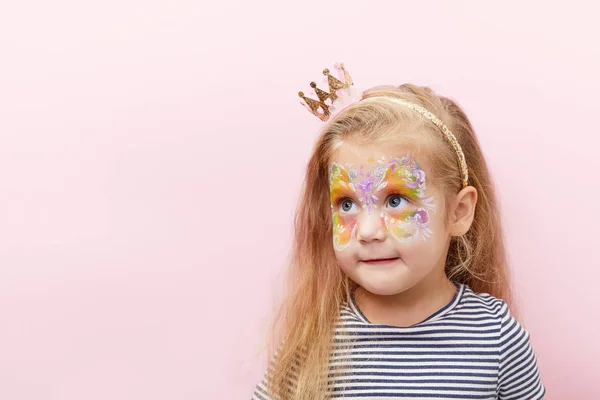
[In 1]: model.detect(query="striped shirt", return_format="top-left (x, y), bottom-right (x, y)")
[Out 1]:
top-left (251, 283), bottom-right (545, 400)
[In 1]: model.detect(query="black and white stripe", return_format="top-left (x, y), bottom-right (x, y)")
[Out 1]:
top-left (252, 284), bottom-right (545, 400)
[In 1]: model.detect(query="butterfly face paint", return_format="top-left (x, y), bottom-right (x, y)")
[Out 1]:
top-left (329, 155), bottom-right (435, 250)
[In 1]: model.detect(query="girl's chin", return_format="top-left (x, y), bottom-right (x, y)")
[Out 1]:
top-left (358, 278), bottom-right (414, 297)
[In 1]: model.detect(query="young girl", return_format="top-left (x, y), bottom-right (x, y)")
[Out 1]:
top-left (251, 63), bottom-right (545, 400)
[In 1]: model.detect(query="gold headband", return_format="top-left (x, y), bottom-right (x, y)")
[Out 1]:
top-left (298, 63), bottom-right (469, 188)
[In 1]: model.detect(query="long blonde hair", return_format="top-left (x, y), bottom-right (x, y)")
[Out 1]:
top-left (266, 84), bottom-right (512, 400)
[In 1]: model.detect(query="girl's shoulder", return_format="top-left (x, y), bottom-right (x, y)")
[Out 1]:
top-left (454, 284), bottom-right (533, 343)
top-left (459, 285), bottom-right (546, 399)
top-left (451, 283), bottom-right (511, 321)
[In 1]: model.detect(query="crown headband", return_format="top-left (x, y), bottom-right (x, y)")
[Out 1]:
top-left (298, 63), bottom-right (469, 188)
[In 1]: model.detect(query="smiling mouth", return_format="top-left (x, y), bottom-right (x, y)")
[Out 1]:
top-left (360, 257), bottom-right (400, 265)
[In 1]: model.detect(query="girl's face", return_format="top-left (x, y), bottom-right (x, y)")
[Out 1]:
top-left (329, 141), bottom-right (451, 296)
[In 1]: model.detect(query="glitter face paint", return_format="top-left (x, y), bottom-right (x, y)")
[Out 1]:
top-left (329, 155), bottom-right (435, 250)
top-left (332, 211), bottom-right (357, 250)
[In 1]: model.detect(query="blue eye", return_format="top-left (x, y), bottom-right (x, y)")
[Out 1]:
top-left (339, 198), bottom-right (357, 213)
top-left (387, 194), bottom-right (407, 209)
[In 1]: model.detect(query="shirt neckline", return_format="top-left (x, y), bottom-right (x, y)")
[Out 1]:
top-left (347, 282), bottom-right (464, 328)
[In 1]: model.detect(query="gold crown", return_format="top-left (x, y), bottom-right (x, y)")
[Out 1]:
top-left (298, 63), bottom-right (354, 121)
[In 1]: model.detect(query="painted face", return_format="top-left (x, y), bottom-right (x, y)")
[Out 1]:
top-left (329, 155), bottom-right (435, 250)
top-left (329, 141), bottom-right (454, 297)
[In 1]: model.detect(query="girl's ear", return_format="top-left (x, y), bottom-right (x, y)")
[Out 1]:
top-left (448, 186), bottom-right (478, 236)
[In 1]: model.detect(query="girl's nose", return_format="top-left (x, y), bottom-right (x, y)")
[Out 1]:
top-left (356, 209), bottom-right (386, 243)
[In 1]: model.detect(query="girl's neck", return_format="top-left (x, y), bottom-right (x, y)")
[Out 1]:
top-left (353, 273), bottom-right (457, 327)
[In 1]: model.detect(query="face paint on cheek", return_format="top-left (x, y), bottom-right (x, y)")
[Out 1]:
top-left (382, 208), bottom-right (433, 242)
top-left (332, 212), bottom-right (357, 250)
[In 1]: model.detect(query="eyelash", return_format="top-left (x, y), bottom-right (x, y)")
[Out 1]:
top-left (336, 194), bottom-right (410, 212)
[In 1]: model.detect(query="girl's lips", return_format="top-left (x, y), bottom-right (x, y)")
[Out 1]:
top-left (360, 257), bottom-right (399, 265)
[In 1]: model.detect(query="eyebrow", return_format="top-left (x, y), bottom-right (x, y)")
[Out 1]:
top-left (382, 182), bottom-right (421, 198)
top-left (330, 185), bottom-right (355, 198)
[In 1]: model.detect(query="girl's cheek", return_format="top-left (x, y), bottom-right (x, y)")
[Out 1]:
top-left (332, 212), bottom-right (357, 251)
top-left (381, 208), bottom-right (432, 243)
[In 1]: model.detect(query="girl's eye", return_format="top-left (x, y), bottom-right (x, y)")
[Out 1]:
top-left (387, 194), bottom-right (408, 209)
top-left (339, 198), bottom-right (358, 213)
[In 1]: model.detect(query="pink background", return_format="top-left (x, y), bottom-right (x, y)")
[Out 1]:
top-left (0, 1), bottom-right (598, 399)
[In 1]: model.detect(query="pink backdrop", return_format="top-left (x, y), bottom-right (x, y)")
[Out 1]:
top-left (0, 1), bottom-right (598, 399)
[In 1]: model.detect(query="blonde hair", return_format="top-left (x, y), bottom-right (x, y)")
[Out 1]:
top-left (266, 84), bottom-right (513, 400)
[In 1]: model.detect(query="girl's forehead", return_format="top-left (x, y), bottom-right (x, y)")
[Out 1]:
top-left (331, 141), bottom-right (424, 167)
